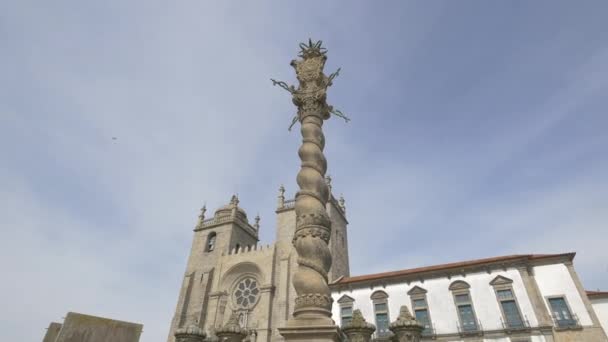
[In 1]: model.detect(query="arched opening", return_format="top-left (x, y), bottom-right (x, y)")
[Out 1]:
top-left (206, 232), bottom-right (217, 252)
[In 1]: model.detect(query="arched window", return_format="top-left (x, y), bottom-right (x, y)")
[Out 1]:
top-left (408, 286), bottom-right (433, 335)
top-left (337, 295), bottom-right (355, 326)
top-left (490, 276), bottom-right (525, 329)
top-left (449, 280), bottom-right (479, 333)
top-left (370, 290), bottom-right (390, 337)
top-left (206, 232), bottom-right (217, 252)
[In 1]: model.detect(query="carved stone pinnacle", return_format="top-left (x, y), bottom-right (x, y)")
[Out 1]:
top-left (174, 325), bottom-right (206, 342)
top-left (216, 311), bottom-right (247, 342)
top-left (389, 306), bottom-right (424, 342)
top-left (341, 310), bottom-right (376, 342)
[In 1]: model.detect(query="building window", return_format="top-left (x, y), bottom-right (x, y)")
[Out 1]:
top-left (497, 289), bottom-right (524, 328)
top-left (232, 277), bottom-right (260, 309)
top-left (341, 306), bottom-right (353, 326)
top-left (206, 232), bottom-right (216, 252)
top-left (408, 286), bottom-right (433, 336)
top-left (371, 290), bottom-right (390, 337)
top-left (413, 298), bottom-right (432, 334)
top-left (337, 295), bottom-right (355, 327)
top-left (449, 280), bottom-right (479, 333)
top-left (548, 297), bottom-right (578, 328)
top-left (490, 275), bottom-right (526, 329)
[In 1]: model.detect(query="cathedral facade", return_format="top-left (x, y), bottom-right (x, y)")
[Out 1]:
top-left (167, 187), bottom-right (608, 342)
top-left (167, 186), bottom-right (349, 342)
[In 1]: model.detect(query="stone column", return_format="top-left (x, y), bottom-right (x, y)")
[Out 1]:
top-left (341, 310), bottom-right (376, 342)
top-left (174, 325), bottom-right (206, 342)
top-left (216, 311), bottom-right (247, 342)
top-left (274, 39), bottom-right (347, 342)
top-left (388, 306), bottom-right (424, 342)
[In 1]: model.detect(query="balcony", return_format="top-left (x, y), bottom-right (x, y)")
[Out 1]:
top-left (552, 313), bottom-right (582, 331)
top-left (501, 316), bottom-right (531, 333)
top-left (457, 320), bottom-right (483, 337)
top-left (373, 330), bottom-right (393, 340)
top-left (420, 326), bottom-right (436, 340)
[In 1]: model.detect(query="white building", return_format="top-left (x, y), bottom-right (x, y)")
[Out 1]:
top-left (330, 253), bottom-right (608, 341)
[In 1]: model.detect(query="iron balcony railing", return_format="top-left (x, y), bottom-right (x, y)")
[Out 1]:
top-left (421, 325), bottom-right (436, 339)
top-left (500, 315), bottom-right (531, 332)
top-left (457, 320), bottom-right (483, 336)
top-left (551, 313), bottom-right (581, 329)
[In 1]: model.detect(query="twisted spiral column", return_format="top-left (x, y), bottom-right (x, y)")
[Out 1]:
top-left (288, 41), bottom-right (336, 321)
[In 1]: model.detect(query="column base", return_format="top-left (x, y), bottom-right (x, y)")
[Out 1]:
top-left (278, 318), bottom-right (342, 342)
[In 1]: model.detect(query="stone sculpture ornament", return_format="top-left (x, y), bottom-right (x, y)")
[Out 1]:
top-left (271, 39), bottom-right (350, 131)
top-left (388, 306), bottom-right (424, 342)
top-left (271, 39), bottom-right (347, 323)
top-left (341, 309), bottom-right (376, 342)
top-left (174, 325), bottom-right (206, 342)
top-left (216, 311), bottom-right (248, 342)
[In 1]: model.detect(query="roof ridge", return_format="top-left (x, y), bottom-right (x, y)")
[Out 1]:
top-left (334, 252), bottom-right (574, 285)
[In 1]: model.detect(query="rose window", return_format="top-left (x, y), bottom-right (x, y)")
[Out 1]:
top-left (233, 277), bottom-right (260, 309)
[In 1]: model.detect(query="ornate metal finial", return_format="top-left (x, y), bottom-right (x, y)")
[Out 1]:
top-left (278, 184), bottom-right (286, 208)
top-left (389, 306), bottom-right (424, 342)
top-left (271, 39), bottom-right (350, 131)
top-left (339, 195), bottom-right (345, 213)
top-left (342, 310), bottom-right (376, 342)
top-left (254, 214), bottom-right (260, 230)
top-left (298, 38), bottom-right (327, 58)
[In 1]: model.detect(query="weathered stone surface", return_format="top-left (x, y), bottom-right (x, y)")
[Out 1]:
top-left (174, 325), bottom-right (206, 342)
top-left (388, 306), bottom-right (423, 342)
top-left (216, 312), bottom-right (247, 342)
top-left (51, 312), bottom-right (142, 342)
top-left (341, 309), bottom-right (375, 342)
top-left (42, 322), bottom-right (63, 342)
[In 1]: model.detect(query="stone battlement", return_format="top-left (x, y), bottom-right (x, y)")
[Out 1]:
top-left (222, 243), bottom-right (275, 257)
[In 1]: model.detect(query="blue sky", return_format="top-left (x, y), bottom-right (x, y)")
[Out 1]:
top-left (1, 1), bottom-right (607, 341)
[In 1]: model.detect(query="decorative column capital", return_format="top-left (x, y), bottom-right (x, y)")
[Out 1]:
top-left (389, 306), bottom-right (424, 342)
top-left (341, 309), bottom-right (376, 342)
top-left (174, 325), bottom-right (206, 342)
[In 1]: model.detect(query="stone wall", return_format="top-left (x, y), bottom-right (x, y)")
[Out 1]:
top-left (51, 312), bottom-right (142, 342)
top-left (42, 322), bottom-right (63, 342)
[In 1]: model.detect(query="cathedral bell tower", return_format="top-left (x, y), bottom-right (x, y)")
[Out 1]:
top-left (167, 195), bottom-right (259, 342)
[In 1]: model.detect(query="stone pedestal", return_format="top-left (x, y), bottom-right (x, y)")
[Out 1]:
top-left (341, 309), bottom-right (376, 342)
top-left (278, 321), bottom-right (342, 342)
top-left (388, 306), bottom-right (424, 342)
top-left (174, 325), bottom-right (206, 342)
